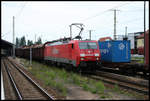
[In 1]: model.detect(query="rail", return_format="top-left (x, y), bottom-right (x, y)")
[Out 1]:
top-left (82, 70), bottom-right (149, 95)
top-left (2, 57), bottom-right (56, 100)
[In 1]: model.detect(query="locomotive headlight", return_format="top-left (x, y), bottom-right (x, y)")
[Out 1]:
top-left (80, 54), bottom-right (85, 57)
top-left (81, 58), bottom-right (84, 60)
top-left (95, 53), bottom-right (99, 56)
top-left (96, 58), bottom-right (99, 60)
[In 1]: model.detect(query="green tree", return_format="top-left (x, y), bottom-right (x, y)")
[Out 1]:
top-left (20, 36), bottom-right (26, 47)
top-left (27, 40), bottom-right (33, 46)
top-left (35, 37), bottom-right (42, 44)
top-left (15, 37), bottom-right (19, 48)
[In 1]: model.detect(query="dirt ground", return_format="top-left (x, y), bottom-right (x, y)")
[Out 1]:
top-left (65, 84), bottom-right (138, 100)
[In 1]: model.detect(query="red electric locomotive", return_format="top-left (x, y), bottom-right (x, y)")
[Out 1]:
top-left (44, 38), bottom-right (101, 70)
top-left (15, 23), bottom-right (101, 71)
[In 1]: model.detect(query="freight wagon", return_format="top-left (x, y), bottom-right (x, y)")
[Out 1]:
top-left (145, 30), bottom-right (149, 67)
top-left (98, 40), bottom-right (131, 63)
top-left (136, 33), bottom-right (144, 55)
top-left (127, 32), bottom-right (143, 54)
top-left (116, 32), bottom-right (144, 54)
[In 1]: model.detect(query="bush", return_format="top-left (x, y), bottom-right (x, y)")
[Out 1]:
top-left (45, 71), bottom-right (56, 80)
top-left (113, 84), bottom-right (120, 92)
top-left (55, 83), bottom-right (67, 96)
top-left (95, 81), bottom-right (105, 94)
top-left (89, 87), bottom-right (97, 94)
top-left (72, 74), bottom-right (81, 85)
top-left (82, 83), bottom-right (89, 91)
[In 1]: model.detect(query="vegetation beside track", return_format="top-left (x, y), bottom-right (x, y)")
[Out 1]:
top-left (131, 57), bottom-right (144, 64)
top-left (19, 58), bottom-right (147, 99)
top-left (20, 58), bottom-right (106, 97)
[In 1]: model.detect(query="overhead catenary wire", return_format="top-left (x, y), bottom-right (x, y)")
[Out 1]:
top-left (81, 2), bottom-right (131, 22)
top-left (2, 2), bottom-right (27, 39)
top-left (3, 2), bottom-right (148, 42)
top-left (55, 2), bottom-right (132, 40)
top-left (81, 2), bottom-right (145, 26)
top-left (19, 2), bottom-right (142, 41)
top-left (77, 2), bottom-right (133, 40)
top-left (83, 2), bottom-right (147, 39)
top-left (118, 17), bottom-right (144, 25)
top-left (49, 3), bottom-right (118, 37)
top-left (15, 2), bottom-right (27, 20)
top-left (2, 30), bottom-right (11, 38)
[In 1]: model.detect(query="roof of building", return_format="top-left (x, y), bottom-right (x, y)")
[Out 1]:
top-left (1, 39), bottom-right (14, 49)
top-left (137, 29), bottom-right (149, 39)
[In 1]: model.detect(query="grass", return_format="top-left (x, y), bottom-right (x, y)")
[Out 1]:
top-left (113, 84), bottom-right (120, 92)
top-left (101, 95), bottom-right (106, 98)
top-left (131, 57), bottom-right (144, 64)
top-left (19, 58), bottom-right (107, 97)
top-left (138, 59), bottom-right (144, 64)
top-left (95, 81), bottom-right (105, 94)
top-left (111, 84), bottom-right (140, 98)
top-left (19, 57), bottom-right (142, 99)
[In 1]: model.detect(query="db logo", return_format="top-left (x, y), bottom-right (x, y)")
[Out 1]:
top-left (52, 48), bottom-right (59, 54)
top-left (88, 51), bottom-right (91, 53)
top-left (118, 43), bottom-right (125, 50)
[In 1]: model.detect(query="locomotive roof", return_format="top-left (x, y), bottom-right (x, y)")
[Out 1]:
top-left (20, 39), bottom-right (98, 49)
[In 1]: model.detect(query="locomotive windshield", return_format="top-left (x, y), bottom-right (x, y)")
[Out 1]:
top-left (79, 42), bottom-right (98, 49)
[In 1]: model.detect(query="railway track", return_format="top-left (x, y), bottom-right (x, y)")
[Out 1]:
top-left (1, 57), bottom-right (56, 100)
top-left (98, 65), bottom-right (149, 80)
top-left (82, 70), bottom-right (149, 95)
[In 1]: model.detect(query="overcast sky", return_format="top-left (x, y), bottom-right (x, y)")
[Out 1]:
top-left (1, 1), bottom-right (149, 43)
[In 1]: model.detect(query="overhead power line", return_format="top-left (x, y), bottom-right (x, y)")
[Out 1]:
top-left (15, 2), bottom-right (27, 19)
top-left (81, 2), bottom-right (131, 22)
top-left (2, 30), bottom-right (11, 38)
top-left (2, 2), bottom-right (27, 39)
top-left (118, 17), bottom-right (144, 25)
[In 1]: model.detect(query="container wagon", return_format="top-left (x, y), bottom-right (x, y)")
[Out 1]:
top-left (98, 40), bottom-right (131, 63)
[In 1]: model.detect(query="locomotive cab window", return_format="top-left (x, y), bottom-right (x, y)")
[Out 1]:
top-left (79, 42), bottom-right (97, 49)
top-left (72, 44), bottom-right (74, 49)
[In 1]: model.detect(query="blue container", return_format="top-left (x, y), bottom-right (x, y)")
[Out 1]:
top-left (98, 40), bottom-right (131, 62)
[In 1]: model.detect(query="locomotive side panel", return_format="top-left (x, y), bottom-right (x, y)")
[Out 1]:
top-left (44, 43), bottom-right (77, 66)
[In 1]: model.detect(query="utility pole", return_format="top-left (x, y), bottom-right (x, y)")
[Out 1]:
top-left (35, 34), bottom-right (36, 44)
top-left (114, 9), bottom-right (116, 40)
top-left (125, 26), bottom-right (127, 38)
top-left (89, 30), bottom-right (93, 40)
top-left (144, 1), bottom-right (146, 64)
top-left (30, 47), bottom-right (32, 66)
top-left (13, 16), bottom-right (15, 59)
top-left (123, 26), bottom-right (128, 40)
top-left (69, 25), bottom-right (72, 39)
top-left (111, 9), bottom-right (120, 40)
top-left (125, 26), bottom-right (127, 37)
